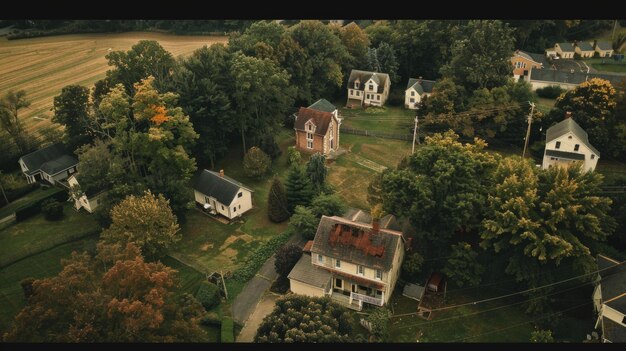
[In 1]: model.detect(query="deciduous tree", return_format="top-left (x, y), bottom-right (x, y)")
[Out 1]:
top-left (288, 205), bottom-right (318, 240)
top-left (243, 146), bottom-right (271, 178)
top-left (0, 90), bottom-right (32, 154)
top-left (52, 85), bottom-right (93, 151)
top-left (274, 244), bottom-right (303, 277)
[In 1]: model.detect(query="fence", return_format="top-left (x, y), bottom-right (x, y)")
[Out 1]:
top-left (341, 127), bottom-right (414, 142)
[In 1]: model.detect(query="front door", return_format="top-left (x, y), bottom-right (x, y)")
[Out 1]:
top-left (351, 284), bottom-right (357, 293)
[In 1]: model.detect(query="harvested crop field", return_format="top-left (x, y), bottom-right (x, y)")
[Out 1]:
top-left (0, 32), bottom-right (228, 133)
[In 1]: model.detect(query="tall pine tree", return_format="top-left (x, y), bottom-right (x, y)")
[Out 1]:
top-left (285, 165), bottom-right (314, 213)
top-left (267, 177), bottom-right (290, 223)
top-left (306, 153), bottom-right (327, 193)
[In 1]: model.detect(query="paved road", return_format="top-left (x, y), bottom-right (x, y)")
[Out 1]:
top-left (231, 232), bottom-right (306, 327)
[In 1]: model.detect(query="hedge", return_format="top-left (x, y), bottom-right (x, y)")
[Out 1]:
top-left (14, 188), bottom-right (66, 222)
top-left (536, 85), bottom-right (565, 99)
top-left (220, 316), bottom-right (234, 343)
top-left (196, 281), bottom-right (221, 310)
top-left (231, 231), bottom-right (292, 283)
top-left (0, 183), bottom-right (38, 207)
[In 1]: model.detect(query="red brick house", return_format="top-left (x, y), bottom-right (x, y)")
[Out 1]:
top-left (294, 106), bottom-right (341, 155)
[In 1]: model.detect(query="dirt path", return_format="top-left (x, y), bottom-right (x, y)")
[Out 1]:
top-left (236, 293), bottom-right (280, 342)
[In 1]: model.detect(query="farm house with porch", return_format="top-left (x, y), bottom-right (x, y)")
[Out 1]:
top-left (288, 209), bottom-right (406, 311)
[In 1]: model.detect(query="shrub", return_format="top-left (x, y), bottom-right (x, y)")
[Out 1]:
top-left (243, 146), bottom-right (271, 178)
top-left (200, 312), bottom-right (222, 326)
top-left (536, 85), bottom-right (565, 99)
top-left (221, 316), bottom-right (234, 343)
top-left (287, 206), bottom-right (318, 240)
top-left (41, 198), bottom-right (64, 220)
top-left (309, 193), bottom-right (346, 218)
top-left (14, 188), bottom-right (66, 222)
top-left (274, 244), bottom-right (302, 277)
top-left (287, 146), bottom-right (301, 166)
top-left (195, 281), bottom-right (221, 310)
top-left (270, 276), bottom-right (290, 294)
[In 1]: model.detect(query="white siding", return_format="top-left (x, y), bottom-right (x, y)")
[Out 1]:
top-left (405, 87), bottom-right (421, 109)
top-left (290, 279), bottom-right (326, 297)
top-left (601, 305), bottom-right (626, 327)
top-left (228, 187), bottom-right (253, 219)
top-left (194, 187), bottom-right (253, 220)
top-left (542, 131), bottom-right (598, 172)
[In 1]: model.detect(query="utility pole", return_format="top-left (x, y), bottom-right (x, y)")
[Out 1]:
top-left (0, 171), bottom-right (8, 206)
top-left (412, 107), bottom-right (420, 154)
top-left (522, 102), bottom-right (535, 158)
top-left (612, 19), bottom-right (618, 41)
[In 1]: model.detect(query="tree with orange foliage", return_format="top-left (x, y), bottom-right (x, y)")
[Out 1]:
top-left (3, 243), bottom-right (206, 342)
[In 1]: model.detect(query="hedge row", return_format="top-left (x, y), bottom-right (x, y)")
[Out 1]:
top-left (220, 316), bottom-right (234, 343)
top-left (0, 183), bottom-right (38, 207)
top-left (14, 188), bottom-right (66, 222)
top-left (231, 230), bottom-right (292, 283)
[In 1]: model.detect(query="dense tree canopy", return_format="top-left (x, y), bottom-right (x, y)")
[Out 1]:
top-left (0, 90), bottom-right (32, 154)
top-left (267, 177), bottom-right (290, 223)
top-left (52, 85), bottom-right (93, 151)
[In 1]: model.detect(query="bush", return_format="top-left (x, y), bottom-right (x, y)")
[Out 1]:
top-left (287, 206), bottom-right (318, 240)
top-left (14, 188), bottom-right (66, 222)
top-left (274, 244), bottom-right (302, 277)
top-left (536, 85), bottom-right (565, 99)
top-left (232, 231), bottom-right (292, 282)
top-left (243, 146), bottom-right (271, 178)
top-left (309, 193), bottom-right (346, 218)
top-left (41, 198), bottom-right (64, 220)
top-left (221, 316), bottom-right (234, 343)
top-left (195, 281), bottom-right (221, 310)
top-left (287, 146), bottom-right (301, 167)
top-left (270, 275), bottom-right (290, 294)
top-left (200, 312), bottom-right (222, 326)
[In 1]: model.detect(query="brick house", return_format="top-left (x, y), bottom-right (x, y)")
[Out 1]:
top-left (294, 104), bottom-right (341, 155)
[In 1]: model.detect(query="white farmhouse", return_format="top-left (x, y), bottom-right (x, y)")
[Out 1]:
top-left (67, 173), bottom-right (107, 213)
top-left (18, 142), bottom-right (78, 185)
top-left (542, 112), bottom-right (600, 172)
top-left (404, 77), bottom-right (436, 109)
top-left (346, 69), bottom-right (391, 108)
top-left (192, 169), bottom-right (254, 220)
top-left (288, 209), bottom-right (405, 311)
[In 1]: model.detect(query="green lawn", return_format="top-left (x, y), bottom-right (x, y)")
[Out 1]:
top-left (171, 129), bottom-right (293, 277)
top-left (0, 186), bottom-right (62, 219)
top-left (0, 234), bottom-right (99, 333)
top-left (0, 203), bottom-right (101, 267)
top-left (161, 255), bottom-right (205, 297)
top-left (339, 105), bottom-right (415, 135)
top-left (584, 57), bottom-right (626, 73)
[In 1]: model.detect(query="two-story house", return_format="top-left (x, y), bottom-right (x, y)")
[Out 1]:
top-left (288, 209), bottom-right (405, 311)
top-left (18, 142), bottom-right (78, 185)
top-left (575, 41), bottom-right (595, 58)
top-left (593, 254), bottom-right (626, 343)
top-left (294, 103), bottom-right (341, 155)
top-left (346, 69), bottom-right (391, 108)
top-left (510, 50), bottom-right (548, 80)
top-left (67, 173), bottom-right (107, 213)
top-left (404, 77), bottom-right (436, 109)
top-left (555, 42), bottom-right (576, 59)
top-left (542, 112), bottom-right (600, 172)
top-left (593, 41), bottom-right (614, 58)
top-left (192, 169), bottom-right (254, 220)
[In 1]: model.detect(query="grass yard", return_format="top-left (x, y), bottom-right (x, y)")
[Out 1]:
top-left (171, 129), bottom-right (293, 276)
top-left (161, 255), bottom-right (205, 297)
top-left (584, 57), bottom-right (626, 74)
top-left (0, 203), bottom-right (101, 267)
top-left (0, 32), bottom-right (228, 134)
top-left (0, 186), bottom-right (61, 219)
top-left (0, 234), bottom-right (99, 333)
top-left (339, 104), bottom-right (415, 135)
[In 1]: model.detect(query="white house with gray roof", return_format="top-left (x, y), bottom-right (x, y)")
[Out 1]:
top-left (575, 41), bottom-right (595, 58)
top-left (593, 41), bottom-right (614, 58)
top-left (542, 112), bottom-right (600, 172)
top-left (288, 208), bottom-right (405, 311)
top-left (346, 69), bottom-right (391, 108)
top-left (192, 169), bottom-right (254, 220)
top-left (555, 42), bottom-right (575, 59)
top-left (18, 142), bottom-right (78, 185)
top-left (405, 77), bottom-right (436, 109)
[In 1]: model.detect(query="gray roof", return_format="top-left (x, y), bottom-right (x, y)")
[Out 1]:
top-left (288, 254), bottom-right (331, 289)
top-left (557, 42), bottom-right (575, 52)
top-left (406, 78), bottom-right (436, 94)
top-left (602, 316), bottom-right (626, 342)
top-left (595, 41), bottom-right (613, 51)
top-left (526, 52), bottom-right (550, 68)
top-left (402, 283), bottom-right (425, 301)
top-left (19, 142), bottom-right (78, 176)
top-left (545, 149), bottom-right (585, 161)
top-left (310, 215), bottom-right (403, 271)
top-left (308, 99), bottom-right (337, 113)
top-left (597, 255), bottom-right (626, 313)
top-left (529, 69), bottom-right (626, 87)
top-left (192, 169), bottom-right (253, 205)
top-left (576, 42), bottom-right (594, 51)
top-left (347, 69), bottom-right (390, 93)
top-left (545, 118), bottom-right (600, 156)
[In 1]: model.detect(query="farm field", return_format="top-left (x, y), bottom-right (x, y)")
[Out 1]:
top-left (0, 32), bottom-right (228, 134)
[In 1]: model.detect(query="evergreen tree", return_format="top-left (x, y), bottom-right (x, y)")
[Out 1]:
top-left (267, 177), bottom-right (290, 223)
top-left (306, 153), bottom-right (327, 193)
top-left (285, 165), bottom-right (314, 213)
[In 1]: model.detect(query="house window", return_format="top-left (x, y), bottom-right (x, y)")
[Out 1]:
top-left (233, 207), bottom-right (237, 212)
top-left (335, 259), bottom-right (341, 268)
top-left (377, 95), bottom-right (380, 100)
top-left (568, 135), bottom-right (572, 139)
top-left (318, 254), bottom-right (324, 263)
top-left (307, 140), bottom-right (313, 149)
top-left (307, 124), bottom-right (312, 131)
top-left (411, 91), bottom-right (415, 96)
top-left (238, 192), bottom-right (243, 198)
top-left (335, 278), bottom-right (342, 289)
top-left (591, 154), bottom-right (595, 159)
top-left (307, 132), bottom-right (313, 140)
top-left (357, 265), bottom-right (364, 275)
top-left (555, 141), bottom-right (561, 149)
top-left (550, 157), bottom-right (555, 160)
top-left (238, 204), bottom-right (241, 209)
top-left (410, 98), bottom-right (415, 103)
top-left (376, 269), bottom-right (382, 280)
top-left (366, 94), bottom-right (370, 99)
top-left (355, 82), bottom-right (360, 89)
top-left (96, 199), bottom-right (100, 205)
top-left (523, 63), bottom-right (527, 68)
top-left (356, 91), bottom-right (360, 96)
top-left (369, 84), bottom-right (374, 91)
top-left (574, 144), bottom-right (579, 151)
top-left (221, 205), bottom-right (224, 210)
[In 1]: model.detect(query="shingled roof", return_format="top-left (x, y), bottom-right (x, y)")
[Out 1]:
top-left (19, 142), bottom-right (78, 176)
top-left (308, 99), bottom-right (337, 113)
top-left (576, 41), bottom-right (594, 51)
top-left (529, 69), bottom-right (626, 87)
top-left (597, 255), bottom-right (626, 313)
top-left (545, 149), bottom-right (585, 160)
top-left (347, 69), bottom-right (390, 94)
top-left (192, 169), bottom-right (253, 206)
top-left (311, 215), bottom-right (403, 271)
top-left (288, 254), bottom-right (331, 289)
top-left (294, 107), bottom-right (333, 136)
top-left (545, 117), bottom-right (600, 156)
top-left (595, 41), bottom-right (613, 51)
top-left (406, 78), bottom-right (436, 94)
top-left (557, 42), bottom-right (575, 52)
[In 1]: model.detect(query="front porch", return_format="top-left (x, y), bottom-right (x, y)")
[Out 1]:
top-left (329, 275), bottom-right (385, 311)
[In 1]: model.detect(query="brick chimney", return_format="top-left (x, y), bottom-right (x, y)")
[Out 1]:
top-left (564, 111), bottom-right (572, 120)
top-left (219, 169), bottom-right (224, 177)
top-left (372, 217), bottom-right (380, 233)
